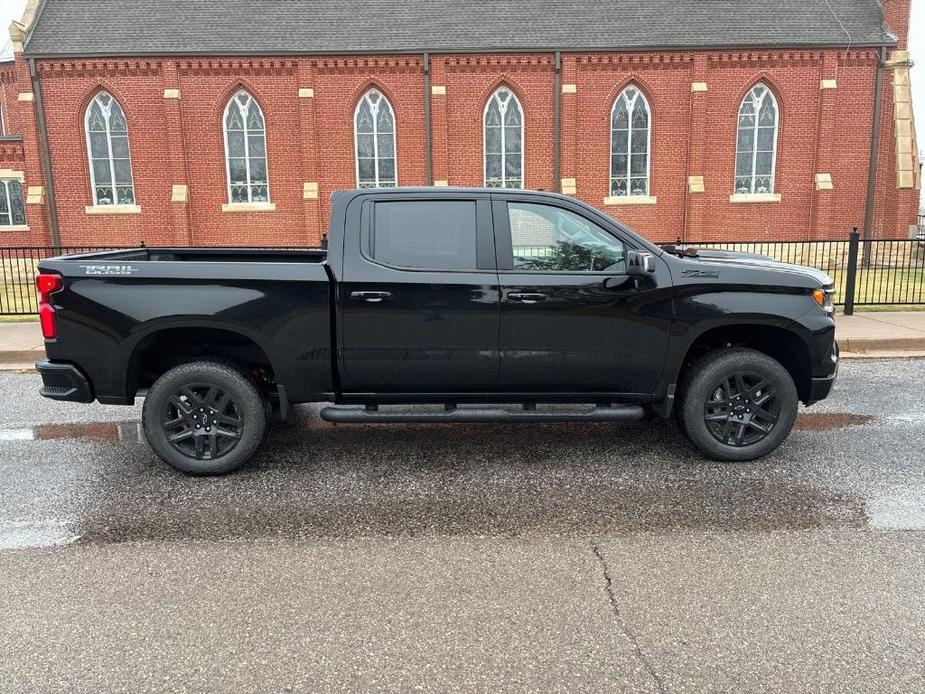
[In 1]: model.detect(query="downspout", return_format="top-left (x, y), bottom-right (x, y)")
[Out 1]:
top-left (552, 51), bottom-right (561, 192)
top-left (861, 45), bottom-right (886, 265)
top-left (29, 57), bottom-right (60, 249)
top-left (422, 51), bottom-right (433, 186)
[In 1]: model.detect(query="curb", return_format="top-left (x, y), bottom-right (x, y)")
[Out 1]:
top-left (0, 351), bottom-right (42, 365)
top-left (837, 337), bottom-right (925, 353)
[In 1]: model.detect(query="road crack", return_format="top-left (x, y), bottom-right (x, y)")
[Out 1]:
top-left (591, 540), bottom-right (668, 694)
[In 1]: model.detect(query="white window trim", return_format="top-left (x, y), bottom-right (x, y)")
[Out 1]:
top-left (609, 87), bottom-right (651, 198)
top-left (354, 89), bottom-right (398, 188)
top-left (84, 92), bottom-right (136, 207)
top-left (84, 204), bottom-right (142, 215)
top-left (0, 103), bottom-right (5, 136)
top-left (734, 83), bottom-right (779, 195)
top-left (483, 88), bottom-right (524, 189)
top-left (222, 91), bottom-right (271, 204)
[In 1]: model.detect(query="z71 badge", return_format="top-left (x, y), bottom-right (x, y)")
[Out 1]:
top-left (681, 269), bottom-right (720, 279)
top-left (80, 264), bottom-right (139, 276)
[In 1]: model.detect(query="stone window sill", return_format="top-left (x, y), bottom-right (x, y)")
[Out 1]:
top-left (729, 193), bottom-right (781, 204)
top-left (0, 225), bottom-right (30, 232)
top-left (85, 204), bottom-right (142, 215)
top-left (222, 202), bottom-right (277, 213)
top-left (603, 195), bottom-right (657, 206)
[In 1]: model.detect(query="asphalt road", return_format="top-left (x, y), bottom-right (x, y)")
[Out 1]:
top-left (0, 359), bottom-right (923, 693)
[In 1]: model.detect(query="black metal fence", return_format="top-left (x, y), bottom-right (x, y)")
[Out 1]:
top-left (1, 246), bottom-right (115, 316)
top-left (2, 231), bottom-right (925, 316)
top-left (694, 229), bottom-right (925, 314)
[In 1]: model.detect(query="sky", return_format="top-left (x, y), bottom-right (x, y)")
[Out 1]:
top-left (0, 0), bottom-right (922, 206)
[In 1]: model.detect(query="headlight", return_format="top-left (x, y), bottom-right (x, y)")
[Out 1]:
top-left (812, 286), bottom-right (835, 313)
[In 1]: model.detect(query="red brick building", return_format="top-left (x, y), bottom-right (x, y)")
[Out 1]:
top-left (0, 0), bottom-right (920, 249)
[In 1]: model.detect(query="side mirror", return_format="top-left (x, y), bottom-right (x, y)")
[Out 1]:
top-left (626, 251), bottom-right (656, 276)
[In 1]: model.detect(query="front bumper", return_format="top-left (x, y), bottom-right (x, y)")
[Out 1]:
top-left (806, 341), bottom-right (839, 404)
top-left (35, 360), bottom-right (94, 403)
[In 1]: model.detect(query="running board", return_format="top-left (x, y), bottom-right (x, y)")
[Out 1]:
top-left (319, 405), bottom-right (645, 424)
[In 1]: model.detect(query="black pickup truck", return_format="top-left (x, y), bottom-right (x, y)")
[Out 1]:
top-left (35, 188), bottom-right (838, 474)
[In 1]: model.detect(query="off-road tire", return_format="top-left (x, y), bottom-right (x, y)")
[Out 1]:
top-left (677, 348), bottom-right (798, 462)
top-left (142, 360), bottom-right (267, 475)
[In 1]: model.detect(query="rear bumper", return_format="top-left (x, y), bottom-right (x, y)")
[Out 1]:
top-left (35, 360), bottom-right (94, 403)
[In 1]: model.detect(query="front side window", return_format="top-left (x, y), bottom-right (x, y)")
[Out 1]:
top-left (734, 83), bottom-right (778, 194)
top-left (355, 89), bottom-right (397, 188)
top-left (484, 88), bottom-right (523, 189)
top-left (507, 202), bottom-right (625, 273)
top-left (0, 180), bottom-right (26, 227)
top-left (85, 91), bottom-right (135, 206)
top-left (610, 86), bottom-right (650, 197)
top-left (372, 200), bottom-right (477, 270)
top-left (224, 90), bottom-right (269, 203)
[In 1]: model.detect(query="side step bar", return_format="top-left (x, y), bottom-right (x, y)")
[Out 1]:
top-left (319, 405), bottom-right (645, 424)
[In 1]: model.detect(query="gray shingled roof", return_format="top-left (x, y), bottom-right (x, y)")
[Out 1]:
top-left (23, 0), bottom-right (893, 58)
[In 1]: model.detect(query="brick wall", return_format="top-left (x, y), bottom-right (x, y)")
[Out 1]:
top-left (0, 46), bottom-right (919, 248)
top-left (0, 61), bottom-right (21, 136)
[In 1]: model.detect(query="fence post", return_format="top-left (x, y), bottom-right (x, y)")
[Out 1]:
top-left (843, 227), bottom-right (860, 316)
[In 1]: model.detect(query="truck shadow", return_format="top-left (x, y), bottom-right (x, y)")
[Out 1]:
top-left (27, 405), bottom-right (879, 545)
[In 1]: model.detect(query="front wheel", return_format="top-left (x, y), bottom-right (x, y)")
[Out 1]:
top-left (142, 361), bottom-right (267, 475)
top-left (678, 348), bottom-right (798, 462)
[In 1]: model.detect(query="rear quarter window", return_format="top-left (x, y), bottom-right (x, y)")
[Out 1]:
top-left (372, 200), bottom-right (477, 270)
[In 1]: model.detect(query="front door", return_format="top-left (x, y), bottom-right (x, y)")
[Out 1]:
top-left (493, 197), bottom-right (671, 394)
top-left (339, 193), bottom-right (500, 393)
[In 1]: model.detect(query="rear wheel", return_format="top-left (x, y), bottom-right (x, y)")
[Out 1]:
top-left (142, 361), bottom-right (266, 475)
top-left (678, 348), bottom-right (798, 462)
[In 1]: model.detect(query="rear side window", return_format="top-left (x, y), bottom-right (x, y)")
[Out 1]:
top-left (372, 201), bottom-right (477, 270)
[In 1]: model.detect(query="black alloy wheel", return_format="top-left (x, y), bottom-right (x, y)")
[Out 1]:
top-left (703, 371), bottom-right (780, 447)
top-left (163, 383), bottom-right (244, 460)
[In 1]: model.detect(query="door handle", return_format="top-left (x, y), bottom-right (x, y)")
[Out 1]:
top-left (508, 292), bottom-right (547, 304)
top-left (350, 291), bottom-right (392, 303)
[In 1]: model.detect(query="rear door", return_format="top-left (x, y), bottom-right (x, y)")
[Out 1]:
top-left (339, 192), bottom-right (500, 393)
top-left (493, 196), bottom-right (672, 394)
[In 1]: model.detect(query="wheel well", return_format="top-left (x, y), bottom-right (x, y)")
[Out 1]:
top-left (681, 325), bottom-right (812, 401)
top-left (127, 327), bottom-right (275, 397)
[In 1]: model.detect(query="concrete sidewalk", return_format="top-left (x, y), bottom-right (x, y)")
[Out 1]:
top-left (836, 311), bottom-right (925, 355)
top-left (1, 312), bottom-right (924, 368)
top-left (0, 321), bottom-right (46, 367)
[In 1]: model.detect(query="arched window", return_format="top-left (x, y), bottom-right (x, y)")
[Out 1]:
top-left (223, 90), bottom-right (269, 203)
top-left (85, 91), bottom-right (135, 206)
top-left (0, 179), bottom-right (25, 227)
top-left (355, 89), bottom-right (396, 188)
top-left (484, 87), bottom-right (523, 188)
top-left (734, 83), bottom-right (778, 194)
top-left (610, 86), bottom-right (650, 197)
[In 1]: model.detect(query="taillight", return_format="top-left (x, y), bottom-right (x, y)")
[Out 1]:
top-left (35, 273), bottom-right (63, 339)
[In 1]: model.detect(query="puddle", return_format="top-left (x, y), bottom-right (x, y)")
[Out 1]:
top-left (0, 421), bottom-right (145, 444)
top-left (0, 410), bottom-right (880, 444)
top-left (795, 413), bottom-right (875, 431)
top-left (0, 520), bottom-right (81, 550)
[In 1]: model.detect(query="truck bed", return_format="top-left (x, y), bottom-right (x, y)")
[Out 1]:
top-left (37, 246), bottom-right (335, 405)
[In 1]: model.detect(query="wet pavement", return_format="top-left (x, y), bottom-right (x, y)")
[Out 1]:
top-left (0, 360), bottom-right (924, 692)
